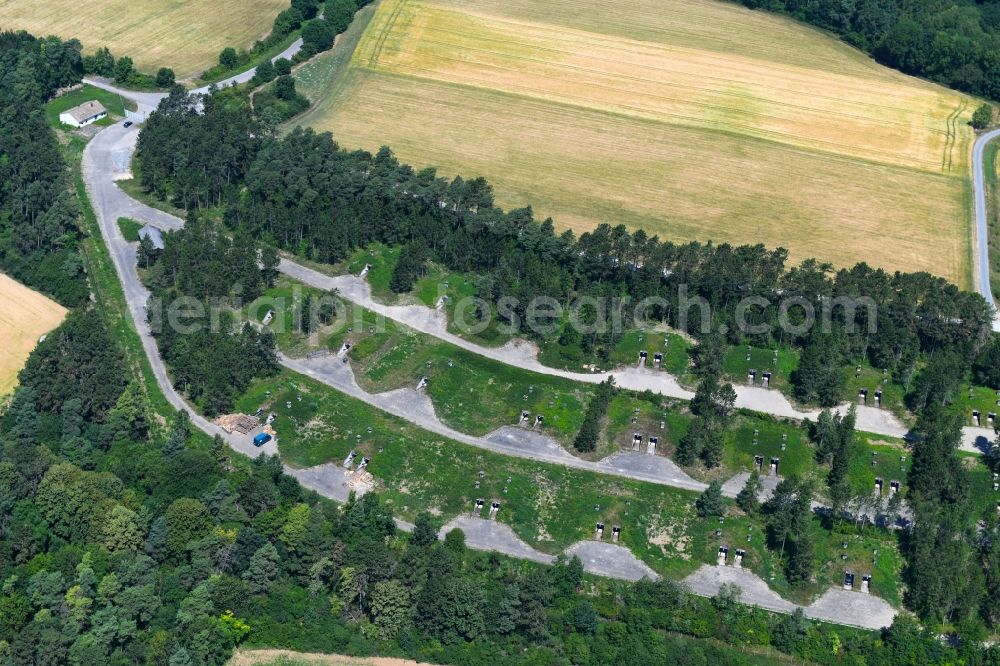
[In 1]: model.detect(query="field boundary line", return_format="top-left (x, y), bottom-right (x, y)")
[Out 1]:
top-left (355, 67), bottom-right (966, 181)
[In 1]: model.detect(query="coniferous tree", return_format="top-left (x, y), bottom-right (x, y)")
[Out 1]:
top-left (572, 377), bottom-right (615, 452)
top-left (695, 480), bottom-right (726, 517)
top-left (162, 410), bottom-right (190, 458)
top-left (138, 234), bottom-right (157, 268)
top-left (792, 332), bottom-right (846, 406)
top-left (298, 293), bottom-right (315, 335)
top-left (736, 469), bottom-right (763, 514)
top-left (389, 241), bottom-right (429, 293)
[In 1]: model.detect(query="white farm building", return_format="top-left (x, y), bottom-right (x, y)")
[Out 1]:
top-left (59, 100), bottom-right (107, 127)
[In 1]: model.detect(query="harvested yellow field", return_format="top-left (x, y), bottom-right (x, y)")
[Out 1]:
top-left (0, 274), bottom-right (68, 396)
top-left (297, 0), bottom-right (976, 284)
top-left (0, 0), bottom-right (289, 78)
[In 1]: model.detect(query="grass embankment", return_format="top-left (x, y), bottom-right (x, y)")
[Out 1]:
top-left (245, 277), bottom-right (594, 444)
top-left (985, 140), bottom-right (1000, 297)
top-left (0, 0), bottom-right (289, 79)
top-left (65, 136), bottom-right (215, 452)
top-left (235, 368), bottom-right (905, 603)
top-left (116, 217), bottom-right (142, 242)
top-left (245, 273), bottom-right (929, 490)
top-left (297, 0), bottom-right (973, 285)
top-left (237, 370), bottom-right (704, 579)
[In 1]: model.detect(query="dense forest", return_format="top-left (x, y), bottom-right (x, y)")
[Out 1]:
top-left (7, 8), bottom-right (1000, 663)
top-left (143, 214), bottom-right (280, 416)
top-left (0, 31), bottom-right (88, 307)
top-left (136, 96), bottom-right (997, 410)
top-left (5, 312), bottom-right (1000, 666)
top-left (742, 0), bottom-right (1000, 101)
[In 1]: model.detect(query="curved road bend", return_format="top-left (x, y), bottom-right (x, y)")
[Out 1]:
top-left (82, 124), bottom-right (710, 492)
top-left (971, 128), bottom-right (1000, 332)
top-left (84, 35), bottom-right (305, 104)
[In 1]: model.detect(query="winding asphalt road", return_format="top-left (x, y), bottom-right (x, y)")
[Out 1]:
top-left (77, 74), bottom-right (1000, 627)
top-left (971, 128), bottom-right (1000, 332)
top-left (80, 120), bottom-right (900, 626)
top-left (82, 35), bottom-right (305, 115)
top-left (78, 79), bottom-right (1000, 457)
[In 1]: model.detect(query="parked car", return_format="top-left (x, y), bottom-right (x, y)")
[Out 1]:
top-left (253, 433), bottom-right (272, 447)
top-left (123, 121), bottom-right (133, 128)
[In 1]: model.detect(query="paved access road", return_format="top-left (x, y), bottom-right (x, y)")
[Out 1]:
top-left (82, 35), bottom-right (305, 114)
top-left (80, 121), bottom-right (906, 625)
top-left (190, 37), bottom-right (305, 94)
top-left (80, 79), bottom-right (997, 625)
top-left (82, 122), bottom-right (707, 586)
top-left (82, 122), bottom-right (363, 497)
top-left (682, 565), bottom-right (896, 630)
top-left (78, 80), bottom-right (999, 455)
top-left (971, 128), bottom-right (1000, 332)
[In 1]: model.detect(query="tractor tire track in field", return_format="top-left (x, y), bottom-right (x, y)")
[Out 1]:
top-left (366, 0), bottom-right (408, 68)
top-left (942, 100), bottom-right (966, 172)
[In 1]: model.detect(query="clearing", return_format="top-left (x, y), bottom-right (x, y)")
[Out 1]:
top-left (0, 273), bottom-right (68, 396)
top-left (0, 0), bottom-right (288, 79)
top-left (229, 650), bottom-right (434, 666)
top-left (295, 0), bottom-right (975, 285)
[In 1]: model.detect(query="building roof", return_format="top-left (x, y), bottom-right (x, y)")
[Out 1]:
top-left (61, 100), bottom-right (107, 123)
top-left (138, 225), bottom-right (165, 250)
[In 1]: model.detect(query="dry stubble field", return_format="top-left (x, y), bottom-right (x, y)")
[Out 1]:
top-left (0, 273), bottom-right (67, 396)
top-left (296, 0), bottom-right (975, 284)
top-left (0, 0), bottom-right (288, 78)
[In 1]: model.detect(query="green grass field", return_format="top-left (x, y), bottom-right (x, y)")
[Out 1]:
top-left (295, 0), bottom-right (974, 286)
top-left (985, 140), bottom-right (1000, 298)
top-left (236, 370), bottom-right (703, 578)
top-left (235, 369), bottom-right (905, 601)
top-left (116, 217), bottom-right (142, 242)
top-left (723, 345), bottom-right (799, 394)
top-left (243, 279), bottom-right (594, 443)
top-left (955, 384), bottom-right (1000, 428)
